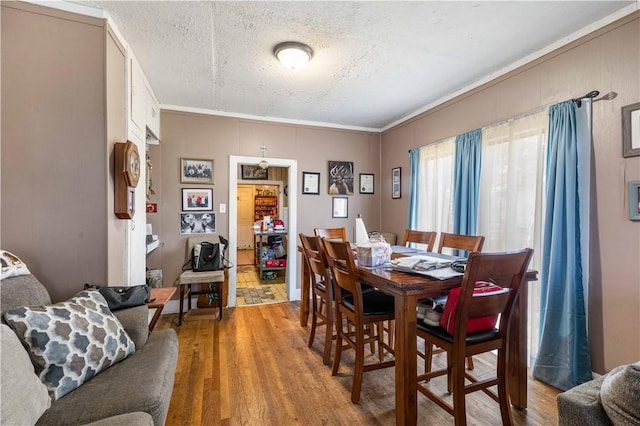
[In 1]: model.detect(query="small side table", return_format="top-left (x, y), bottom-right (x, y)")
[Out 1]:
top-left (146, 287), bottom-right (176, 332)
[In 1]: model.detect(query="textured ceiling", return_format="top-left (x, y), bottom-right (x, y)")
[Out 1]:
top-left (71, 1), bottom-right (636, 130)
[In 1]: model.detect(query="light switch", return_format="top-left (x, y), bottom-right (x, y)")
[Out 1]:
top-left (219, 203), bottom-right (226, 213)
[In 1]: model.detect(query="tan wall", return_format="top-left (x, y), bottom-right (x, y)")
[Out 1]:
top-left (147, 111), bottom-right (381, 290)
top-left (380, 14), bottom-right (640, 372)
top-left (1, 3), bottom-right (112, 302)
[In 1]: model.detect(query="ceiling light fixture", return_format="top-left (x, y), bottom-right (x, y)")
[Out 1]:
top-left (258, 145), bottom-right (269, 170)
top-left (273, 41), bottom-right (313, 69)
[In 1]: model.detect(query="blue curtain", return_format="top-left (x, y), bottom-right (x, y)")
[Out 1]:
top-left (452, 129), bottom-right (482, 239)
top-left (533, 100), bottom-right (592, 390)
top-left (407, 148), bottom-right (420, 229)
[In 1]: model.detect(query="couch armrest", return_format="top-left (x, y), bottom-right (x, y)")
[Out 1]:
top-left (113, 305), bottom-right (149, 349)
top-left (557, 375), bottom-right (611, 426)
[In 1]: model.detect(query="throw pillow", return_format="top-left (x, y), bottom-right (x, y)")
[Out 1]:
top-left (3, 290), bottom-right (136, 400)
top-left (0, 324), bottom-right (51, 425)
top-left (599, 362), bottom-right (640, 425)
top-left (0, 250), bottom-right (31, 280)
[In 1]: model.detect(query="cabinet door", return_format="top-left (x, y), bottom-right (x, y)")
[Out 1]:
top-left (129, 56), bottom-right (146, 142)
top-left (145, 85), bottom-right (160, 140)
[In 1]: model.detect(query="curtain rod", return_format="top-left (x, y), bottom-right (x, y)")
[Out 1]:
top-left (407, 89), bottom-right (618, 152)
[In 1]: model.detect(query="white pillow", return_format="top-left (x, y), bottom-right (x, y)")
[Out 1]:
top-left (0, 250), bottom-right (31, 280)
top-left (0, 324), bottom-right (51, 425)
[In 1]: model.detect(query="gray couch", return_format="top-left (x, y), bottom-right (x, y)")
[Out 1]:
top-left (557, 362), bottom-right (640, 426)
top-left (1, 274), bottom-right (178, 426)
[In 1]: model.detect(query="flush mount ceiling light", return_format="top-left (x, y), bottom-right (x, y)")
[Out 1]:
top-left (273, 41), bottom-right (313, 69)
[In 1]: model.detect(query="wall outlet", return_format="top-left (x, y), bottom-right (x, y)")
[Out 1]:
top-left (219, 203), bottom-right (226, 213)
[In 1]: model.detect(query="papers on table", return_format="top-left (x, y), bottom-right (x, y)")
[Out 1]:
top-left (391, 255), bottom-right (464, 280)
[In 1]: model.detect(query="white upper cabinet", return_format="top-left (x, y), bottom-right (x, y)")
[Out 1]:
top-left (129, 55), bottom-right (146, 144)
top-left (145, 84), bottom-right (160, 144)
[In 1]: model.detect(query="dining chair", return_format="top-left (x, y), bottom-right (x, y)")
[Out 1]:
top-left (299, 233), bottom-right (335, 366)
top-left (314, 227), bottom-right (348, 241)
top-left (416, 248), bottom-right (533, 426)
top-left (322, 238), bottom-right (395, 403)
top-left (402, 229), bottom-right (437, 252)
top-left (424, 232), bottom-right (486, 373)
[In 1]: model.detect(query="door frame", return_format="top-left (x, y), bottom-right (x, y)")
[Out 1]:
top-left (228, 155), bottom-right (298, 307)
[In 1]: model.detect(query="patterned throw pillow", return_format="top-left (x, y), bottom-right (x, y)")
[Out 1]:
top-left (0, 250), bottom-right (31, 280)
top-left (3, 290), bottom-right (136, 400)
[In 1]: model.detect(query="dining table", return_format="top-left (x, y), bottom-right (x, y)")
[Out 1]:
top-left (298, 248), bottom-right (538, 426)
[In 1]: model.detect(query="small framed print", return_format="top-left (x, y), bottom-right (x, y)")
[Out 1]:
top-left (302, 172), bottom-right (320, 195)
top-left (332, 196), bottom-right (348, 218)
top-left (182, 188), bottom-right (213, 211)
top-left (359, 173), bottom-right (374, 194)
top-left (622, 102), bottom-right (640, 157)
top-left (241, 165), bottom-right (268, 180)
top-left (180, 158), bottom-right (214, 184)
top-left (392, 167), bottom-right (401, 199)
top-left (180, 212), bottom-right (216, 234)
top-left (629, 181), bottom-right (640, 221)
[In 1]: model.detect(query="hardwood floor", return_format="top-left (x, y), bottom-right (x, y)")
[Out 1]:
top-left (155, 302), bottom-right (560, 425)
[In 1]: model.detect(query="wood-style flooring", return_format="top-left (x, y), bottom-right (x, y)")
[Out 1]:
top-left (155, 302), bottom-right (561, 425)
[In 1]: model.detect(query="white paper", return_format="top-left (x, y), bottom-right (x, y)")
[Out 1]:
top-left (355, 217), bottom-right (369, 245)
top-left (391, 255), bottom-right (463, 280)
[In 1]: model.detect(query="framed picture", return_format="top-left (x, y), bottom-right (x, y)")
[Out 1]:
top-left (359, 173), bottom-right (374, 194)
top-left (181, 188), bottom-right (213, 211)
top-left (180, 158), bottom-right (214, 184)
top-left (629, 181), bottom-right (640, 221)
top-left (180, 212), bottom-right (216, 234)
top-left (328, 161), bottom-right (354, 195)
top-left (622, 102), bottom-right (640, 157)
top-left (302, 172), bottom-right (320, 195)
top-left (241, 165), bottom-right (268, 180)
top-left (332, 196), bottom-right (348, 218)
top-left (392, 167), bottom-right (401, 199)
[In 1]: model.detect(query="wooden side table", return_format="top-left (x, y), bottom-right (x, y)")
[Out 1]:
top-left (146, 287), bottom-right (176, 332)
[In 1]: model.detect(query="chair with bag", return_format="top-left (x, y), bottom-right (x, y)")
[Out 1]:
top-left (416, 248), bottom-right (533, 425)
top-left (421, 232), bottom-right (486, 373)
top-left (175, 235), bottom-right (229, 324)
top-left (322, 238), bottom-right (395, 403)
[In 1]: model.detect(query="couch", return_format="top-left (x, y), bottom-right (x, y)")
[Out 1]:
top-left (1, 273), bottom-right (179, 426)
top-left (557, 362), bottom-right (640, 426)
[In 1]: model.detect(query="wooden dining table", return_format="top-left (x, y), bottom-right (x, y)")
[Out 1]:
top-left (299, 250), bottom-right (537, 426)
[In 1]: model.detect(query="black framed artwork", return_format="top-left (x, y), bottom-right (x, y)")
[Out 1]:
top-left (302, 172), bottom-right (320, 194)
top-left (392, 167), bottom-right (401, 199)
top-left (359, 173), bottom-right (374, 194)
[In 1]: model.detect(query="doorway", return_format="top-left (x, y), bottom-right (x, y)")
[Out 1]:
top-left (228, 155), bottom-right (298, 308)
top-left (236, 181), bottom-right (287, 306)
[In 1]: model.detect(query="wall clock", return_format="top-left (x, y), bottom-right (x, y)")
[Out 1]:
top-left (114, 141), bottom-right (140, 219)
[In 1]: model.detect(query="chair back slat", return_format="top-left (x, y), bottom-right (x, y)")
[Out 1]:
top-left (314, 227), bottom-right (348, 242)
top-left (402, 229), bottom-right (437, 252)
top-left (322, 239), bottom-right (360, 305)
top-left (437, 232), bottom-right (485, 254)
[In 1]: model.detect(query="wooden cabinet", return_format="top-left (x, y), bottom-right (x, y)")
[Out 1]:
top-left (254, 196), bottom-right (278, 221)
top-left (145, 85), bottom-right (160, 143)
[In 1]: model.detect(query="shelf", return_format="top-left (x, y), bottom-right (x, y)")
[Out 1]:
top-left (146, 239), bottom-right (159, 254)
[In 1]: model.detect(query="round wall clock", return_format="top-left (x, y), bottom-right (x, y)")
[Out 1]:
top-left (123, 141), bottom-right (140, 188)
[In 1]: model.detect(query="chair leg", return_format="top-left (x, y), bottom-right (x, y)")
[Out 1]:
top-left (425, 343), bottom-right (434, 374)
top-left (452, 356), bottom-right (467, 426)
top-left (331, 311), bottom-right (344, 377)
top-left (308, 295), bottom-right (318, 348)
top-left (496, 350), bottom-right (513, 425)
top-left (466, 356), bottom-right (474, 370)
top-left (351, 324), bottom-right (365, 403)
top-left (322, 300), bottom-right (333, 365)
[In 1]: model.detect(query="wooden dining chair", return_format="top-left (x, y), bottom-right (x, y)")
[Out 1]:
top-left (423, 232), bottom-right (486, 373)
top-left (402, 229), bottom-right (437, 252)
top-left (314, 227), bottom-right (348, 241)
top-left (299, 233), bottom-right (335, 366)
top-left (416, 248), bottom-right (533, 426)
top-left (322, 238), bottom-right (395, 404)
